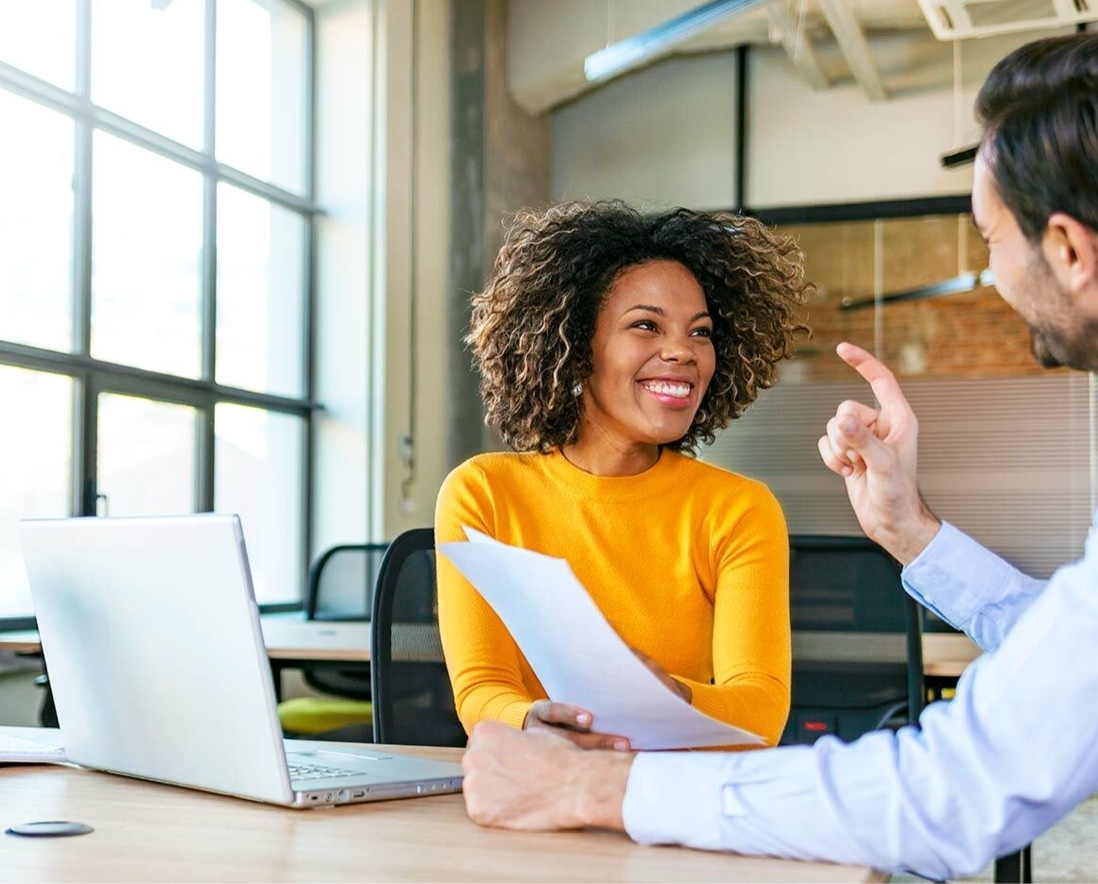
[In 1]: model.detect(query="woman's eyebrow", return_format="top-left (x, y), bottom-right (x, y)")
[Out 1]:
top-left (622, 305), bottom-right (711, 321)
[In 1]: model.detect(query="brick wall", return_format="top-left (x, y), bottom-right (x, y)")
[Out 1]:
top-left (782, 214), bottom-right (1069, 382)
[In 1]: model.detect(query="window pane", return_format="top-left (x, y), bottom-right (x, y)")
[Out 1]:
top-left (91, 0), bottom-right (204, 149)
top-left (0, 368), bottom-right (72, 618)
top-left (0, 91), bottom-right (74, 352)
top-left (216, 184), bottom-right (305, 397)
top-left (214, 404), bottom-right (303, 604)
top-left (97, 393), bottom-right (196, 516)
top-left (216, 0), bottom-right (307, 193)
top-left (0, 1), bottom-right (76, 90)
top-left (91, 133), bottom-right (203, 377)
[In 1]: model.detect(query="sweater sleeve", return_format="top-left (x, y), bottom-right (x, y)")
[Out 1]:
top-left (435, 462), bottom-right (535, 732)
top-left (682, 482), bottom-right (791, 746)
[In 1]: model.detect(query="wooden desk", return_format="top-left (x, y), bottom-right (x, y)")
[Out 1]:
top-left (0, 744), bottom-right (884, 882)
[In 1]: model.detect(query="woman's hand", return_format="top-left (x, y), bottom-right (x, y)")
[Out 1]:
top-left (523, 701), bottom-right (631, 751)
top-left (633, 649), bottom-right (692, 704)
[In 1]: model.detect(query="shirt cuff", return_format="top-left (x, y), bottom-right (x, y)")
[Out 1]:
top-left (901, 520), bottom-right (1010, 629)
top-left (622, 751), bottom-right (730, 850)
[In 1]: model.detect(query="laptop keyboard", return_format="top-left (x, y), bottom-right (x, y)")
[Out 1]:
top-left (287, 760), bottom-right (363, 780)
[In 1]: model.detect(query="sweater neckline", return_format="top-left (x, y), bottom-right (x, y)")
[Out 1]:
top-left (544, 447), bottom-right (684, 501)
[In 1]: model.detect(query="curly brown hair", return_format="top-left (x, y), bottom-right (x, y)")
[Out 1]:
top-left (468, 200), bottom-right (811, 453)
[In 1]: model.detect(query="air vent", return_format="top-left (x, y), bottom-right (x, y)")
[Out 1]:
top-left (917, 0), bottom-right (1098, 38)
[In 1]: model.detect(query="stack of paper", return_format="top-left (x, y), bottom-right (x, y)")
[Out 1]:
top-left (439, 529), bottom-right (763, 751)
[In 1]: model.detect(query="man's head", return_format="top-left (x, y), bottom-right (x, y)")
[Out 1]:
top-left (973, 33), bottom-right (1098, 371)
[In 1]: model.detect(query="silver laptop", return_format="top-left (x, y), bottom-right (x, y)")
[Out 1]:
top-left (18, 514), bottom-right (463, 808)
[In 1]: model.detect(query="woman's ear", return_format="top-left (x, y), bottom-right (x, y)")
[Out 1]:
top-left (1043, 212), bottom-right (1098, 297)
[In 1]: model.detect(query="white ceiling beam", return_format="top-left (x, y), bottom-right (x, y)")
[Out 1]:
top-left (818, 0), bottom-right (888, 101)
top-left (765, 3), bottom-right (828, 90)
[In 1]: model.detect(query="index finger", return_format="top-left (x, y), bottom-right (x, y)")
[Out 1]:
top-left (835, 342), bottom-right (907, 411)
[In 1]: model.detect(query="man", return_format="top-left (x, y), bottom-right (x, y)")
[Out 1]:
top-left (458, 32), bottom-right (1098, 880)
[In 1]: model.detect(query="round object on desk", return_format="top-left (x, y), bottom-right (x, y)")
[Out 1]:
top-left (6, 820), bottom-right (94, 837)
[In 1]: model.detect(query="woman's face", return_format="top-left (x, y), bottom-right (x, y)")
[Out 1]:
top-left (577, 260), bottom-right (716, 450)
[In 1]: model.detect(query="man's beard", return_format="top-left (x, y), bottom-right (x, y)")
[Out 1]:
top-left (1022, 254), bottom-right (1097, 373)
top-left (1030, 323), bottom-right (1098, 372)
top-left (1030, 330), bottom-right (1068, 368)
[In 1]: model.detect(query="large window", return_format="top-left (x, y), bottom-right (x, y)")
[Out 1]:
top-left (0, 0), bottom-right (317, 621)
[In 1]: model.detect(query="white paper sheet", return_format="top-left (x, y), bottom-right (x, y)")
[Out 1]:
top-left (0, 726), bottom-right (67, 764)
top-left (439, 528), bottom-right (763, 750)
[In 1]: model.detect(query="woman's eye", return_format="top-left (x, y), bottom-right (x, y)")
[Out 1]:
top-left (692, 327), bottom-right (713, 338)
top-left (631, 320), bottom-right (657, 331)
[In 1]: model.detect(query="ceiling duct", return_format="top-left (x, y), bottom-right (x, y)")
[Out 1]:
top-left (917, 0), bottom-right (1098, 39)
top-left (584, 0), bottom-right (772, 84)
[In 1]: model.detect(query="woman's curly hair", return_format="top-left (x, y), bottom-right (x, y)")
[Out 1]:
top-left (468, 200), bottom-right (811, 453)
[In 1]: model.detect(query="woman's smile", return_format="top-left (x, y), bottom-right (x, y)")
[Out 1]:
top-left (638, 377), bottom-right (696, 408)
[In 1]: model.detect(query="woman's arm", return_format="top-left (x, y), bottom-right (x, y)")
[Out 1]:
top-left (684, 484), bottom-right (792, 746)
top-left (435, 463), bottom-right (535, 732)
top-left (436, 462), bottom-right (634, 749)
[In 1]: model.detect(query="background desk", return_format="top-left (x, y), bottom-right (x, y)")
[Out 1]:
top-left (0, 617), bottom-right (372, 709)
top-left (261, 616), bottom-right (370, 662)
top-left (260, 616), bottom-right (371, 701)
top-left (3, 619), bottom-right (982, 707)
top-left (4, 620), bottom-right (981, 670)
top-left (0, 615), bottom-right (371, 662)
top-left (0, 744), bottom-right (885, 883)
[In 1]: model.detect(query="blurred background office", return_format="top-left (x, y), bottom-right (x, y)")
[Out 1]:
top-left (0, 0), bottom-right (1093, 730)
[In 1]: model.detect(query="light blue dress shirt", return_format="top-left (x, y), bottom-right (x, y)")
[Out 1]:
top-left (622, 515), bottom-right (1098, 880)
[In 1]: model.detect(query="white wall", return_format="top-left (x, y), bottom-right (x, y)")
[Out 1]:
top-left (531, 8), bottom-right (1068, 210)
top-left (552, 53), bottom-right (739, 209)
top-left (508, 0), bottom-right (713, 113)
top-left (312, 0), bottom-right (452, 550)
top-left (746, 31), bottom-right (1028, 207)
top-left (313, 2), bottom-right (377, 550)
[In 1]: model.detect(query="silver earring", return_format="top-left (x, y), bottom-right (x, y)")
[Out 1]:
top-left (572, 382), bottom-right (583, 397)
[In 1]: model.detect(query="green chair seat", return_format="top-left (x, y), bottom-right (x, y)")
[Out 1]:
top-left (277, 697), bottom-right (372, 735)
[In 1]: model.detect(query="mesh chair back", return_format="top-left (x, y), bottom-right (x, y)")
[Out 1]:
top-left (371, 528), bottom-right (465, 747)
top-left (783, 534), bottom-right (924, 745)
top-left (307, 544), bottom-right (389, 620)
top-left (301, 543), bottom-right (388, 699)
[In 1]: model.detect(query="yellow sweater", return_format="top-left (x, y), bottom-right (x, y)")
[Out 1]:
top-left (435, 449), bottom-right (791, 746)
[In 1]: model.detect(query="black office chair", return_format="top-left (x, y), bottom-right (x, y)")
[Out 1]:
top-left (371, 527), bottom-right (465, 747)
top-left (277, 543), bottom-right (387, 738)
top-left (781, 534), bottom-right (925, 746)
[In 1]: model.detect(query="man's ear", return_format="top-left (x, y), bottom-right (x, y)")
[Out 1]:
top-left (1043, 212), bottom-right (1098, 296)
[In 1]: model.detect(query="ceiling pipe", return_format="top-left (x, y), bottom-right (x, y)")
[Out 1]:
top-left (584, 0), bottom-right (773, 84)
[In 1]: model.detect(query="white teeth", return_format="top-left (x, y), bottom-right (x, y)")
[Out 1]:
top-left (642, 381), bottom-right (691, 398)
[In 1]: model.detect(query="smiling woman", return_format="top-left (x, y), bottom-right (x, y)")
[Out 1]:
top-left (436, 200), bottom-right (811, 749)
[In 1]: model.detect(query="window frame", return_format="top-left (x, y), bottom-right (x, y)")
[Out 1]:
top-left (0, 0), bottom-right (320, 627)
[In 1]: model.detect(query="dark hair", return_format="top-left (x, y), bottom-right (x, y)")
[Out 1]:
top-left (467, 200), bottom-right (811, 453)
top-left (976, 33), bottom-right (1098, 241)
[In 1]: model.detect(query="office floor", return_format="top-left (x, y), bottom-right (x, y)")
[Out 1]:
top-left (892, 793), bottom-right (1098, 883)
